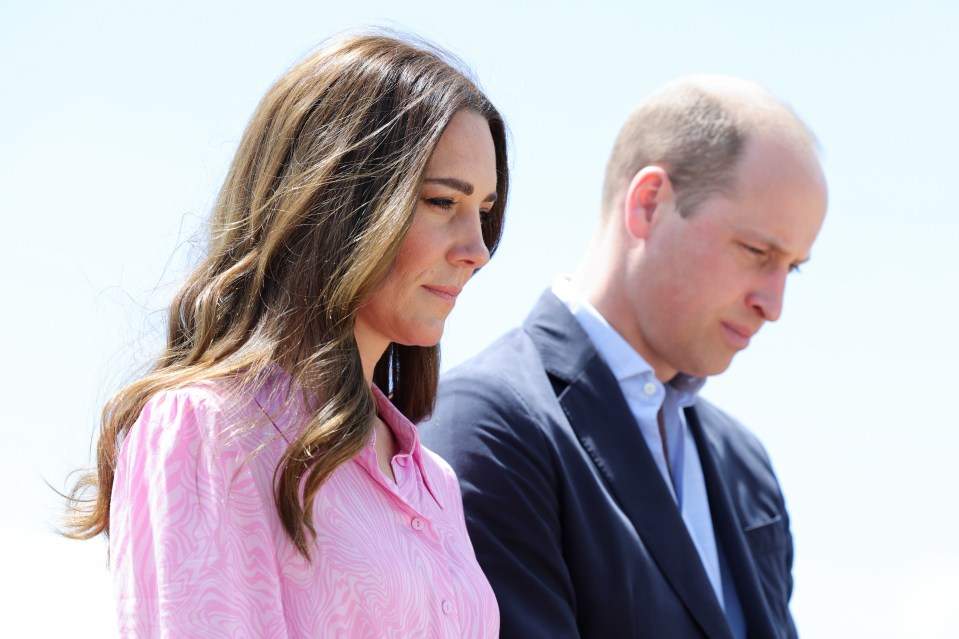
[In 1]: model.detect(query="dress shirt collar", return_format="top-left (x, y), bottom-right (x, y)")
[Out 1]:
top-left (253, 364), bottom-right (445, 509)
top-left (551, 276), bottom-right (706, 403)
top-left (360, 383), bottom-right (445, 509)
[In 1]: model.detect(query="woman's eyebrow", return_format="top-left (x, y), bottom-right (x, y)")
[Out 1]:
top-left (424, 177), bottom-right (473, 194)
top-left (424, 176), bottom-right (497, 202)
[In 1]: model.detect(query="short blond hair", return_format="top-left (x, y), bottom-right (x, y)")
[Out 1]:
top-left (601, 77), bottom-right (814, 218)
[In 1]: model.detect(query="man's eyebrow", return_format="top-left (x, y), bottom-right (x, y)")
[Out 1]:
top-left (734, 226), bottom-right (814, 265)
top-left (755, 233), bottom-right (812, 264)
top-left (424, 177), bottom-right (497, 202)
top-left (769, 238), bottom-right (811, 264)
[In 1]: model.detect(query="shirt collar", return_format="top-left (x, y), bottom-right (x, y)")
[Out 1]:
top-left (253, 365), bottom-right (445, 507)
top-left (363, 384), bottom-right (444, 508)
top-left (551, 275), bottom-right (705, 404)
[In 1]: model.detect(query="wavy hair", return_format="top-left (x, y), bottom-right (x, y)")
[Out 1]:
top-left (64, 31), bottom-right (509, 558)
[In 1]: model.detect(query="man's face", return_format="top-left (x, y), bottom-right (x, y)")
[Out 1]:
top-left (628, 132), bottom-right (828, 380)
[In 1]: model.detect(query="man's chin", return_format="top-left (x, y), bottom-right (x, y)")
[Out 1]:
top-left (682, 353), bottom-right (736, 379)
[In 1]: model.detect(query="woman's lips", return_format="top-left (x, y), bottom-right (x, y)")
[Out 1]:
top-left (423, 285), bottom-right (461, 303)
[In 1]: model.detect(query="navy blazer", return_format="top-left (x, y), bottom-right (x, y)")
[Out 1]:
top-left (419, 292), bottom-right (798, 638)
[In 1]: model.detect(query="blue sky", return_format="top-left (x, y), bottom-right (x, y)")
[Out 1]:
top-left (2, 1), bottom-right (957, 636)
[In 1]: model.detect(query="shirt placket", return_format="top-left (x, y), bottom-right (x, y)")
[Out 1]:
top-left (376, 452), bottom-right (465, 638)
top-left (626, 375), bottom-right (678, 502)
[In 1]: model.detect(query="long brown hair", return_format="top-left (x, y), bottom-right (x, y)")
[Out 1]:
top-left (64, 31), bottom-right (509, 558)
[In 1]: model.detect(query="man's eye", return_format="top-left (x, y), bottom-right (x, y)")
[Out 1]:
top-left (788, 263), bottom-right (803, 274)
top-left (741, 243), bottom-right (766, 257)
top-left (426, 198), bottom-right (455, 210)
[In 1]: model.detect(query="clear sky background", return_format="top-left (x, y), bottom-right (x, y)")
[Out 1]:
top-left (2, 1), bottom-right (957, 636)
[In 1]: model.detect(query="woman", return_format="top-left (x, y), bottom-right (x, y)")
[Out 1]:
top-left (65, 31), bottom-right (508, 637)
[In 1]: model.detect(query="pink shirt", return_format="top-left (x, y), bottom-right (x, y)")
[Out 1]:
top-left (110, 369), bottom-right (499, 638)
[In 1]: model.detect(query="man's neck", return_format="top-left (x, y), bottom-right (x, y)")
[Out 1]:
top-left (571, 234), bottom-right (678, 383)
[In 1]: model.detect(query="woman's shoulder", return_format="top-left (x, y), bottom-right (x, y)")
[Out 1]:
top-left (138, 378), bottom-right (246, 429)
top-left (136, 382), bottom-right (227, 432)
top-left (132, 370), bottom-right (301, 456)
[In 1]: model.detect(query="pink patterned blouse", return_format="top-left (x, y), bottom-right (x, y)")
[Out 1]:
top-left (110, 368), bottom-right (499, 638)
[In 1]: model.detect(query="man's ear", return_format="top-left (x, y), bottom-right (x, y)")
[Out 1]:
top-left (623, 166), bottom-right (673, 240)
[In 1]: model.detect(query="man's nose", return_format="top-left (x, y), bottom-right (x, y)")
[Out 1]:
top-left (747, 270), bottom-right (786, 322)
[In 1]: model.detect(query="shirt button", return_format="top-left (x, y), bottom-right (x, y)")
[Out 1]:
top-left (411, 517), bottom-right (425, 531)
top-left (441, 600), bottom-right (454, 615)
top-left (643, 382), bottom-right (657, 396)
top-left (395, 456), bottom-right (407, 467)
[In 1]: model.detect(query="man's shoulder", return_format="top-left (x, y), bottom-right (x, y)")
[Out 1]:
top-left (690, 397), bottom-right (780, 484)
top-left (692, 397), bottom-right (760, 442)
top-left (447, 324), bottom-right (539, 370)
top-left (424, 325), bottom-right (561, 441)
top-left (440, 326), bottom-right (549, 402)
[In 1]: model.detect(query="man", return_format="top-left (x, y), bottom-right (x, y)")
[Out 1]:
top-left (419, 76), bottom-right (827, 638)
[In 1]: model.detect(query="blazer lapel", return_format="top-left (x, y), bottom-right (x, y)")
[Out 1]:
top-left (686, 406), bottom-right (779, 639)
top-left (524, 292), bottom-right (733, 639)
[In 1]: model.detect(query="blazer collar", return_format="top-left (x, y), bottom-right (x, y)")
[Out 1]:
top-left (524, 291), bottom-right (733, 639)
top-left (523, 290), bottom-right (598, 382)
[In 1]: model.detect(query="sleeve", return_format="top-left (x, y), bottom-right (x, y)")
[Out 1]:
top-left (110, 389), bottom-right (289, 639)
top-left (420, 374), bottom-right (581, 639)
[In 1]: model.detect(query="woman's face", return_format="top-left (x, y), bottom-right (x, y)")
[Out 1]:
top-left (355, 110), bottom-right (497, 358)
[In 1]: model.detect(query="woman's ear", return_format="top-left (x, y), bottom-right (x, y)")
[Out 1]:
top-left (623, 166), bottom-right (674, 240)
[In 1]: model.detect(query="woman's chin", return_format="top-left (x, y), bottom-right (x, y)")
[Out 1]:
top-left (394, 327), bottom-right (445, 348)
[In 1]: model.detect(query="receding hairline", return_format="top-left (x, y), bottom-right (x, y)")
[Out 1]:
top-left (601, 75), bottom-right (820, 218)
top-left (653, 75), bottom-right (817, 147)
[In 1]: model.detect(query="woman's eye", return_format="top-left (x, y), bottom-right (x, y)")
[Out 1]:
top-left (426, 197), bottom-right (455, 210)
top-left (479, 209), bottom-right (492, 225)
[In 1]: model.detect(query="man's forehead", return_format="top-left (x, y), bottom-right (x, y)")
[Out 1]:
top-left (710, 132), bottom-right (827, 250)
top-left (735, 129), bottom-right (826, 201)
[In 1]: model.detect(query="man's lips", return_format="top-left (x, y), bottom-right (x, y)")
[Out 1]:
top-left (721, 322), bottom-right (758, 349)
top-left (422, 285), bottom-right (462, 303)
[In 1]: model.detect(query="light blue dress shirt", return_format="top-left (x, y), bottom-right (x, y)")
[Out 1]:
top-left (552, 277), bottom-right (745, 637)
